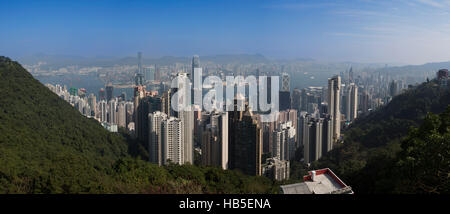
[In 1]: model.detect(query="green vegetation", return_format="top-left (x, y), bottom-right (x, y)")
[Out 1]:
top-left (0, 56), bottom-right (277, 193)
top-left (311, 80), bottom-right (450, 193)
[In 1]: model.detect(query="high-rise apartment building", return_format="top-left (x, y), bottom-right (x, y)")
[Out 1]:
top-left (178, 110), bottom-right (194, 164)
top-left (87, 93), bottom-right (96, 117)
top-left (349, 83), bottom-right (358, 121)
top-left (292, 88), bottom-right (302, 112)
top-left (327, 76), bottom-right (341, 142)
top-left (301, 113), bottom-right (333, 164)
top-left (134, 86), bottom-right (162, 143)
top-left (321, 114), bottom-right (333, 155)
top-left (343, 83), bottom-right (358, 121)
top-left (162, 117), bottom-right (184, 165)
top-left (200, 111), bottom-right (229, 169)
top-left (272, 121), bottom-right (296, 161)
top-left (171, 72), bottom-right (194, 164)
top-left (108, 99), bottom-right (116, 124)
top-left (303, 116), bottom-right (322, 164)
top-left (117, 101), bottom-right (127, 128)
top-left (360, 90), bottom-right (370, 114)
top-left (149, 111), bottom-right (168, 165)
top-left (228, 101), bottom-right (263, 176)
top-left (99, 100), bottom-right (107, 123)
top-left (148, 111), bottom-right (185, 166)
top-left (262, 158), bottom-right (290, 181)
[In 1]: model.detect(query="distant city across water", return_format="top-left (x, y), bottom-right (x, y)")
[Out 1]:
top-left (32, 69), bottom-right (340, 105)
top-left (34, 73), bottom-right (135, 101)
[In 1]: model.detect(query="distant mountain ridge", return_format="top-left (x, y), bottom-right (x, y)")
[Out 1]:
top-left (17, 53), bottom-right (272, 68)
top-left (376, 61), bottom-right (450, 76)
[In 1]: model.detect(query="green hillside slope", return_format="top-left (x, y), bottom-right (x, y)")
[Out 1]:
top-left (0, 56), bottom-right (129, 193)
top-left (314, 80), bottom-right (450, 193)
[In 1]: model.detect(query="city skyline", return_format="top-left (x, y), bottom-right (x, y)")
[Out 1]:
top-left (0, 0), bottom-right (449, 198)
top-left (2, 0), bottom-right (450, 64)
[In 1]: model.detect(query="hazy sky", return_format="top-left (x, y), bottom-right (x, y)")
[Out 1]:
top-left (2, 0), bottom-right (450, 64)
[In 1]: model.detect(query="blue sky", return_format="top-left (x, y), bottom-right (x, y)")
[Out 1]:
top-left (1, 0), bottom-right (450, 64)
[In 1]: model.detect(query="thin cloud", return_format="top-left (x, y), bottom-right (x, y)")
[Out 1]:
top-left (328, 32), bottom-right (389, 39)
top-left (333, 9), bottom-right (396, 18)
top-left (263, 2), bottom-right (339, 10)
top-left (416, 0), bottom-right (446, 8)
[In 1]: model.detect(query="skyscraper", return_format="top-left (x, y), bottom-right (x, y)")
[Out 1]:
top-left (87, 93), bottom-right (97, 117)
top-left (162, 117), bottom-right (184, 165)
top-left (303, 116), bottom-right (323, 164)
top-left (108, 99), bottom-right (117, 124)
top-left (191, 55), bottom-right (200, 81)
top-left (349, 66), bottom-right (354, 83)
top-left (106, 83), bottom-right (114, 101)
top-left (279, 91), bottom-right (291, 111)
top-left (281, 73), bottom-right (290, 92)
top-left (349, 83), bottom-right (358, 121)
top-left (360, 90), bottom-right (370, 114)
top-left (343, 83), bottom-right (358, 122)
top-left (138, 52), bottom-right (142, 74)
top-left (300, 88), bottom-right (308, 111)
top-left (297, 111), bottom-right (308, 147)
top-left (279, 73), bottom-right (291, 111)
top-left (272, 121), bottom-right (296, 161)
top-left (327, 76), bottom-right (341, 142)
top-left (149, 111), bottom-right (168, 165)
top-left (228, 101), bottom-right (263, 176)
top-left (117, 101), bottom-right (126, 128)
top-left (148, 111), bottom-right (185, 166)
top-left (200, 111), bottom-right (229, 169)
top-left (135, 52), bottom-right (144, 86)
top-left (161, 89), bottom-right (172, 117)
top-left (201, 124), bottom-right (213, 166)
top-left (171, 72), bottom-right (194, 164)
top-left (292, 88), bottom-right (302, 112)
top-left (217, 112), bottom-right (229, 169)
top-left (125, 101), bottom-right (134, 129)
top-left (321, 114), bottom-right (333, 155)
top-left (179, 110), bottom-right (194, 164)
top-left (99, 100), bottom-right (107, 123)
top-left (134, 86), bottom-right (162, 143)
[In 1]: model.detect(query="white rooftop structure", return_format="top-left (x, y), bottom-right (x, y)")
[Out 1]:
top-left (280, 168), bottom-right (353, 194)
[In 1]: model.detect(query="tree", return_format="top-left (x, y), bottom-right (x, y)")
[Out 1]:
top-left (396, 107), bottom-right (450, 193)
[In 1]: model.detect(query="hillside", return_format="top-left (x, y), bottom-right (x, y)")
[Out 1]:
top-left (0, 56), bottom-right (277, 194)
top-left (347, 80), bottom-right (450, 148)
top-left (0, 56), bottom-right (130, 193)
top-left (313, 80), bottom-right (450, 193)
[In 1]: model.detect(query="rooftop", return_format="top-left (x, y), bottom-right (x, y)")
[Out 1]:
top-left (280, 168), bottom-right (354, 194)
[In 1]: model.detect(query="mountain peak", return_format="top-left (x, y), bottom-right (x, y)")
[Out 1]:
top-left (0, 56), bottom-right (12, 63)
